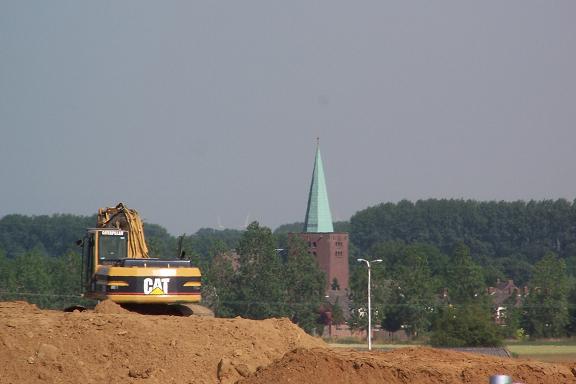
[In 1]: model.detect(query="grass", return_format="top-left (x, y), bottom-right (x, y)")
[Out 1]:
top-left (505, 339), bottom-right (576, 362)
top-left (505, 344), bottom-right (576, 362)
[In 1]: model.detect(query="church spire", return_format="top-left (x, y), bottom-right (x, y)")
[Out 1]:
top-left (303, 139), bottom-right (334, 233)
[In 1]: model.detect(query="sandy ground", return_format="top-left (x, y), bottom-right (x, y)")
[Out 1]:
top-left (239, 347), bottom-right (576, 384)
top-left (1, 301), bottom-right (575, 384)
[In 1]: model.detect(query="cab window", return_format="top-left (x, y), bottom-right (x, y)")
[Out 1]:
top-left (98, 233), bottom-right (128, 261)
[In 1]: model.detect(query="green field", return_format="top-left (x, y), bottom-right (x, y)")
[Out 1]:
top-left (506, 344), bottom-right (576, 362)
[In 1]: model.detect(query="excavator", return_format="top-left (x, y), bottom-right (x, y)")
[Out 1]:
top-left (75, 203), bottom-right (211, 316)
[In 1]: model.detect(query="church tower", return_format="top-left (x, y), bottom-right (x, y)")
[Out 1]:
top-left (295, 141), bottom-right (349, 294)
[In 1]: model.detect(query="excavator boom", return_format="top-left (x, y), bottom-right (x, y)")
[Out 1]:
top-left (97, 203), bottom-right (149, 259)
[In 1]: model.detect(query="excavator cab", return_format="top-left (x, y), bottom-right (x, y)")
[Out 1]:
top-left (96, 229), bottom-right (128, 263)
top-left (80, 229), bottom-right (129, 293)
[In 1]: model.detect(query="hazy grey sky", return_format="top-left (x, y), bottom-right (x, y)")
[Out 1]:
top-left (1, 1), bottom-right (575, 234)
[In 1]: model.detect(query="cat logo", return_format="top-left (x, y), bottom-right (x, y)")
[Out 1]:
top-left (143, 278), bottom-right (170, 295)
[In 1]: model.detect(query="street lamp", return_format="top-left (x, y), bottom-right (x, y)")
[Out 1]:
top-left (357, 258), bottom-right (383, 351)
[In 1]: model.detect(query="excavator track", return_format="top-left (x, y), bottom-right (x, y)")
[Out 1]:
top-left (120, 303), bottom-right (214, 317)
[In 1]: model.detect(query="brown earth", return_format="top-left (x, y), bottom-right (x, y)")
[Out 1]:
top-left (1, 300), bottom-right (575, 384)
top-left (93, 299), bottom-right (131, 314)
top-left (0, 301), bottom-right (322, 384)
top-left (239, 347), bottom-right (576, 384)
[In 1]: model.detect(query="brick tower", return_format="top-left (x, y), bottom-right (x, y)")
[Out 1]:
top-left (293, 141), bottom-right (349, 296)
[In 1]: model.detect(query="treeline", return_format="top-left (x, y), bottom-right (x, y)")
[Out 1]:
top-left (203, 222), bottom-right (326, 333)
top-left (0, 213), bottom-right (180, 309)
top-left (0, 215), bottom-right (325, 333)
top-left (347, 199), bottom-right (576, 344)
top-left (0, 214), bottom-right (250, 313)
top-left (2, 198), bottom-right (576, 343)
top-left (346, 239), bottom-right (571, 345)
top-left (0, 214), bottom-right (94, 259)
top-left (351, 199), bottom-right (576, 285)
top-left (0, 214), bottom-right (177, 261)
top-left (0, 250), bottom-right (84, 309)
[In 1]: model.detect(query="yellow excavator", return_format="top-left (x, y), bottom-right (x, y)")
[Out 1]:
top-left (76, 203), bottom-right (211, 315)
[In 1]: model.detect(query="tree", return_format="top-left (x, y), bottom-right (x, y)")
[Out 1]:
top-left (233, 222), bottom-right (287, 319)
top-left (566, 278), bottom-right (576, 336)
top-left (144, 223), bottom-right (177, 259)
top-left (203, 251), bottom-right (238, 317)
top-left (284, 236), bottom-right (325, 333)
top-left (385, 244), bottom-right (437, 337)
top-left (182, 228), bottom-right (243, 268)
top-left (208, 229), bottom-right (330, 334)
top-left (350, 198), bottom-right (576, 276)
top-left (430, 243), bottom-right (502, 346)
top-left (0, 214), bottom-right (94, 259)
top-left (0, 249), bottom-right (16, 301)
top-left (47, 251), bottom-right (85, 309)
top-left (348, 246), bottom-right (389, 333)
top-left (10, 249), bottom-right (54, 307)
top-left (430, 305), bottom-right (502, 347)
top-left (523, 252), bottom-right (569, 338)
top-left (446, 243), bottom-right (486, 304)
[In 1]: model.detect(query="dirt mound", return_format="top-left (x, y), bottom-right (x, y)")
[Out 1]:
top-left (93, 299), bottom-right (131, 314)
top-left (239, 347), bottom-right (576, 384)
top-left (3, 301), bottom-right (576, 384)
top-left (0, 301), bottom-right (324, 384)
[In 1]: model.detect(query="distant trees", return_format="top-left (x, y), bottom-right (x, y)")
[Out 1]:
top-left (348, 243), bottom-right (388, 333)
top-left (206, 222), bottom-right (326, 333)
top-left (385, 244), bottom-right (436, 337)
top-left (429, 244), bottom-right (502, 347)
top-left (430, 304), bottom-right (503, 347)
top-left (0, 213), bottom-right (182, 261)
top-left (202, 249), bottom-right (237, 317)
top-left (347, 199), bottom-right (576, 343)
top-left (350, 199), bottom-right (576, 285)
top-left (0, 213), bottom-right (229, 310)
top-left (445, 243), bottom-right (486, 304)
top-left (181, 228), bottom-right (243, 273)
top-left (144, 223), bottom-right (177, 259)
top-left (523, 252), bottom-right (569, 338)
top-left (4, 198), bottom-right (576, 340)
top-left (284, 236), bottom-right (326, 333)
top-left (350, 241), bottom-right (438, 336)
top-left (0, 249), bottom-right (83, 309)
top-left (0, 214), bottom-right (94, 259)
top-left (360, 240), bottom-right (503, 346)
top-left (232, 222), bottom-right (287, 319)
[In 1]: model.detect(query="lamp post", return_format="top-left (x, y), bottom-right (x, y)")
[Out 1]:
top-left (357, 258), bottom-right (382, 351)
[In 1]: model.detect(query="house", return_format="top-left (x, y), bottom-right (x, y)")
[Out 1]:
top-left (488, 279), bottom-right (525, 325)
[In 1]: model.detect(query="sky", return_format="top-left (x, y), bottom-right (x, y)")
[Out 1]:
top-left (1, 1), bottom-right (575, 235)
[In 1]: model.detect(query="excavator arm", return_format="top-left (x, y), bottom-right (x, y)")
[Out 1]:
top-left (97, 203), bottom-right (149, 259)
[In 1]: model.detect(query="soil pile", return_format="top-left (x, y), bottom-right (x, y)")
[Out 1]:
top-left (239, 347), bottom-right (576, 384)
top-left (2, 301), bottom-right (576, 384)
top-left (0, 301), bottom-right (323, 384)
top-left (93, 299), bottom-right (131, 314)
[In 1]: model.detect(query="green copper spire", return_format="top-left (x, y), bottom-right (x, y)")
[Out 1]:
top-left (304, 140), bottom-right (334, 233)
